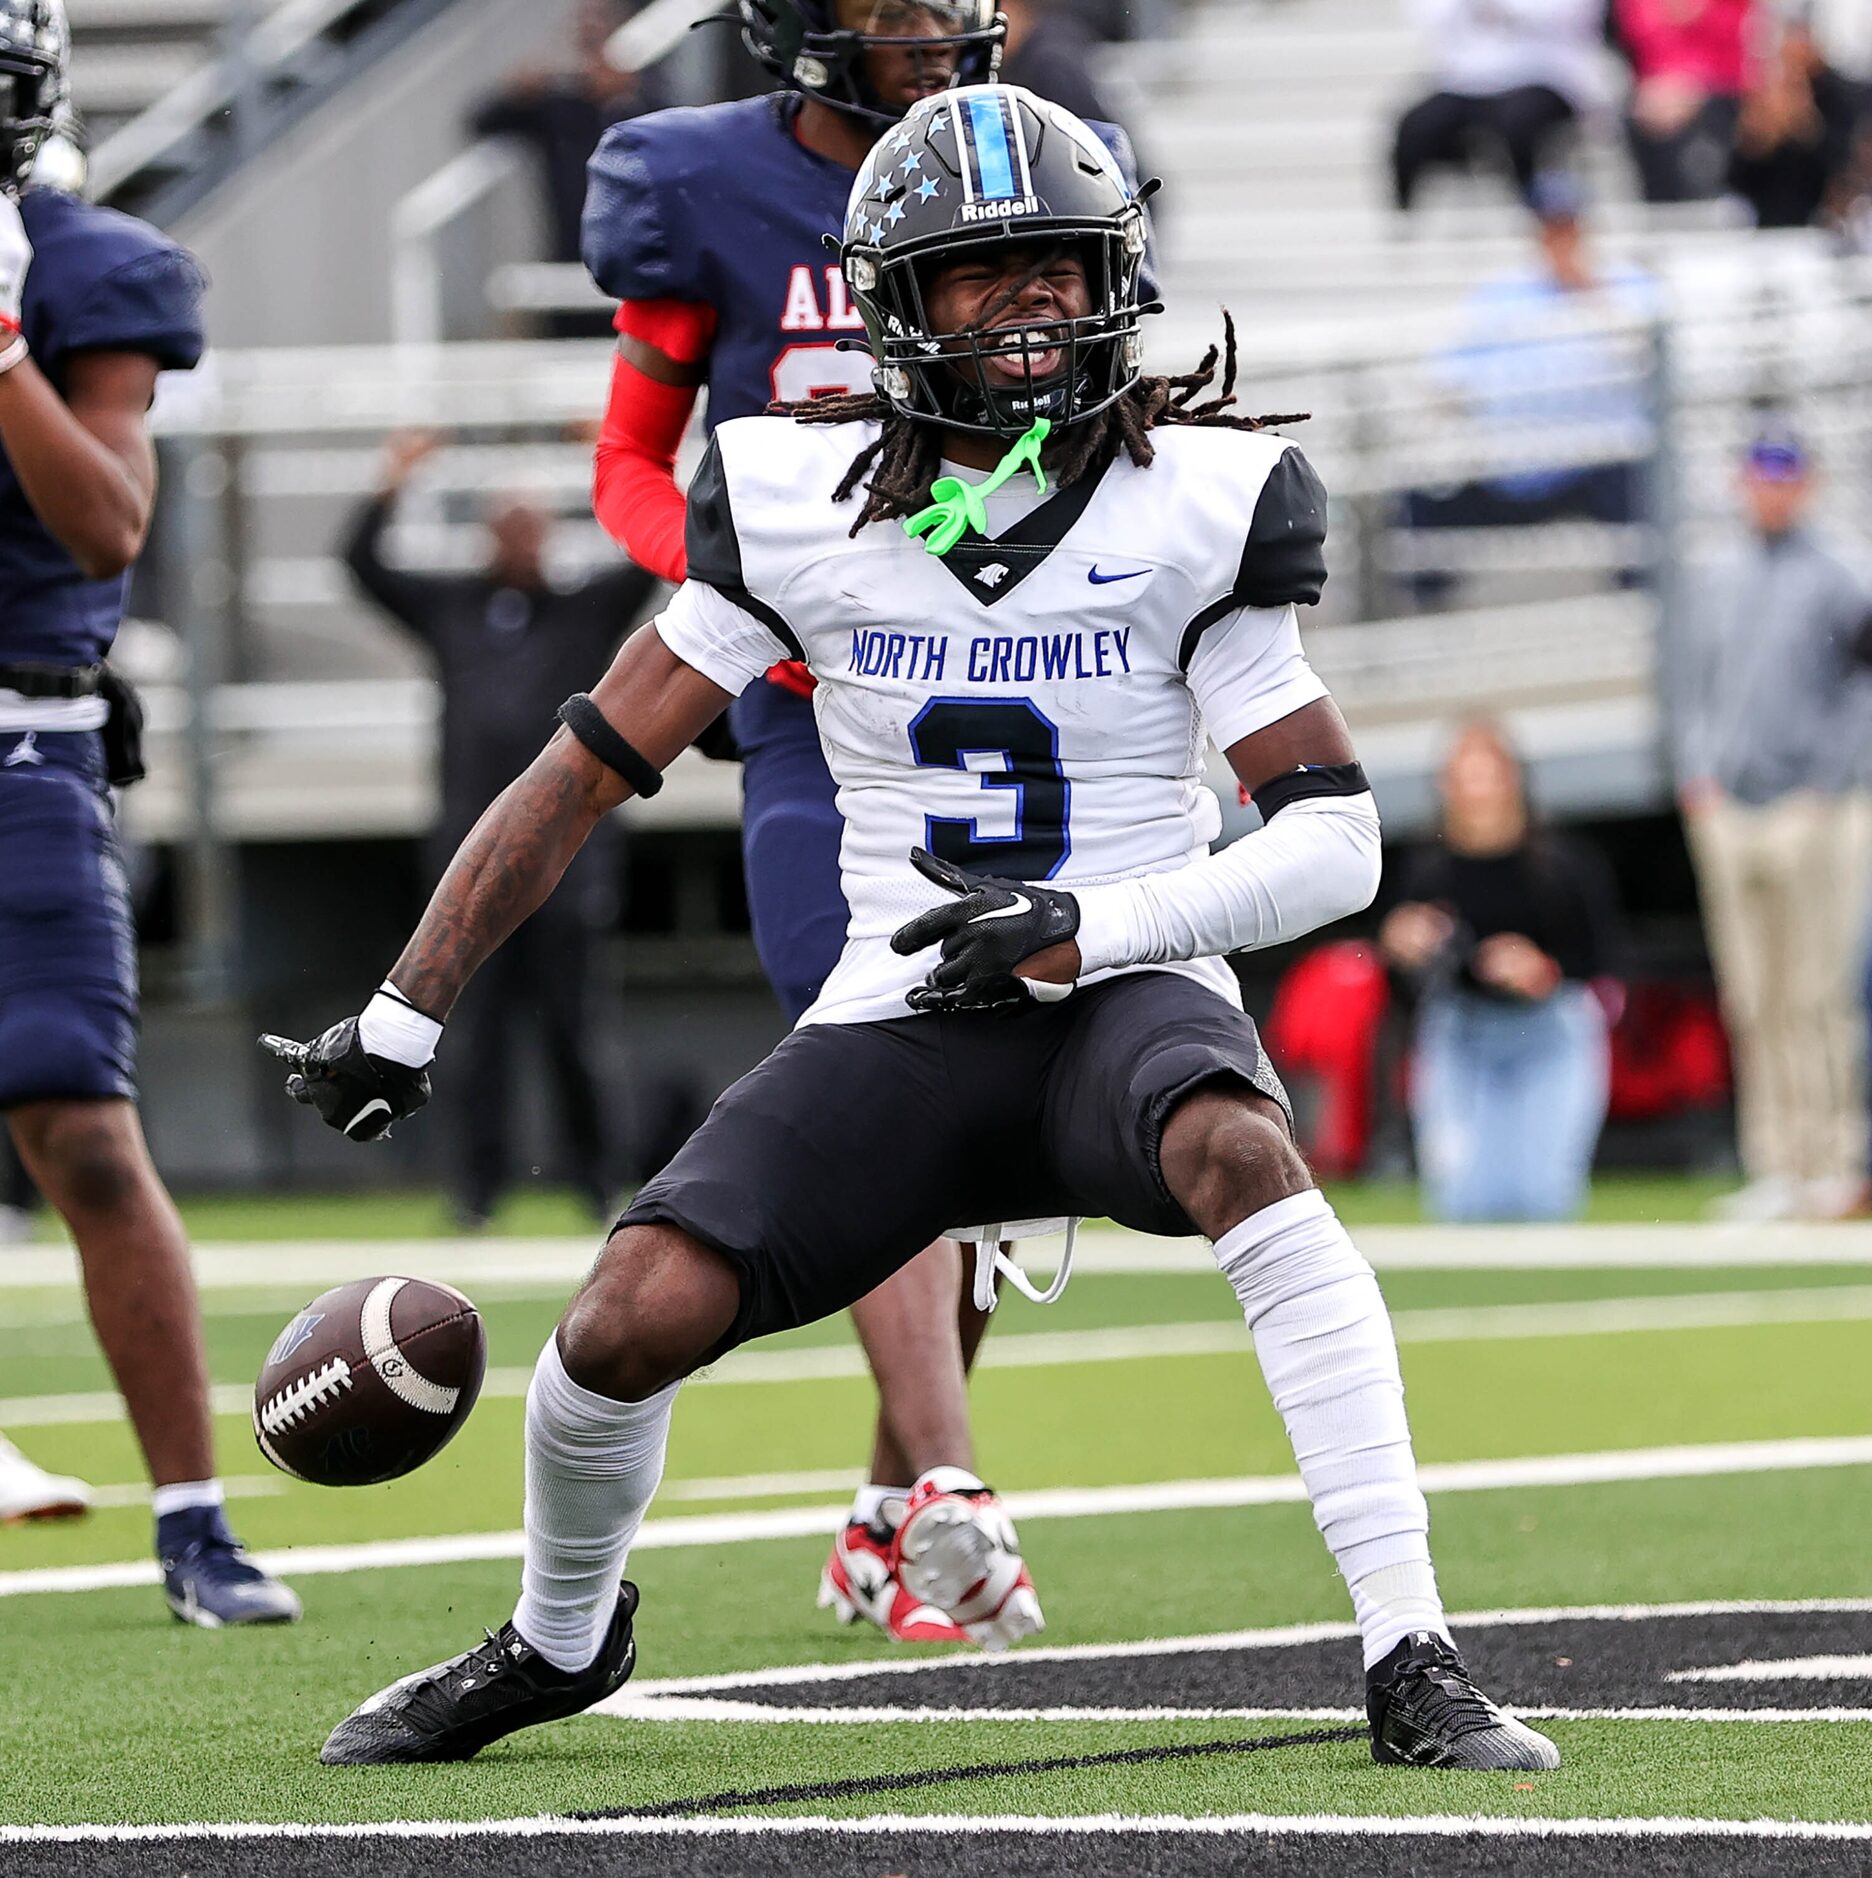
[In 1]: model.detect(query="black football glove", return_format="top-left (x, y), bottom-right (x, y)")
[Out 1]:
top-left (889, 846), bottom-right (1081, 1014)
top-left (259, 1019), bottom-right (430, 1142)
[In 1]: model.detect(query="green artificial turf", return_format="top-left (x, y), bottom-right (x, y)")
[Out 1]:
top-left (5, 1230), bottom-right (1870, 1832)
top-left (2, 1466), bottom-right (1870, 1826)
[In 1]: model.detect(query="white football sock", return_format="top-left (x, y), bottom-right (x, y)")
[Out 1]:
top-left (511, 1335), bottom-right (677, 1674)
top-left (850, 1483), bottom-right (910, 1531)
top-left (1214, 1189), bottom-right (1450, 1670)
top-left (150, 1479), bottom-right (224, 1519)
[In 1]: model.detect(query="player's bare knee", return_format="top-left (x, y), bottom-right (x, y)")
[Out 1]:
top-left (557, 1224), bottom-right (740, 1403)
top-left (1160, 1084), bottom-right (1312, 1239)
top-left (14, 1102), bottom-right (145, 1220)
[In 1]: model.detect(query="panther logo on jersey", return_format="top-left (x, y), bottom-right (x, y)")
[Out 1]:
top-left (975, 563), bottom-right (1011, 589)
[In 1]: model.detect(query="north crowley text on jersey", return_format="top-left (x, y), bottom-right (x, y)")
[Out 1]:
top-left (848, 627), bottom-right (1135, 687)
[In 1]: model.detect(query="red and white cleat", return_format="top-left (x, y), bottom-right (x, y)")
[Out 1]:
top-left (891, 1467), bottom-right (1045, 1651)
top-left (817, 1518), bottom-right (968, 1643)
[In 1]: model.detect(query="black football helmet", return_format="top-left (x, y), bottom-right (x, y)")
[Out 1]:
top-left (842, 84), bottom-right (1151, 439)
top-left (739, 0), bottom-right (1002, 128)
top-left (0, 0), bottom-right (68, 195)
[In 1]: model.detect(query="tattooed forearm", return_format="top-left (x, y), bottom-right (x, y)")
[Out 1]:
top-left (388, 739), bottom-right (605, 1019)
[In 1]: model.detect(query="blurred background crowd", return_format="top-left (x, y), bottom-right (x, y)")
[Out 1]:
top-left (6, 0), bottom-right (1871, 1233)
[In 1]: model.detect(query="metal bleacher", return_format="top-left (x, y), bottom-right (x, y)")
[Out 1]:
top-left (112, 0), bottom-right (1872, 871)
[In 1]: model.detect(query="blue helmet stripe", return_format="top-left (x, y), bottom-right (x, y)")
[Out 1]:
top-left (965, 92), bottom-right (1018, 200)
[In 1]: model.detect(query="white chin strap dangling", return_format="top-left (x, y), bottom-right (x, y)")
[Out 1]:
top-left (970, 1217), bottom-right (1079, 1313)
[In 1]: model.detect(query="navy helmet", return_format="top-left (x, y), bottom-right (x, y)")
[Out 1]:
top-left (739, 0), bottom-right (1002, 128)
top-left (842, 84), bottom-right (1152, 438)
top-left (0, 0), bottom-right (68, 194)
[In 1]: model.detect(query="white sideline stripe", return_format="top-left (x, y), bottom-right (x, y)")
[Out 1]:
top-left (660, 1468), bottom-right (860, 1502)
top-left (616, 1598), bottom-right (1872, 1700)
top-left (1670, 1656), bottom-right (1872, 1684)
top-left (15, 1285), bottom-right (1872, 1428)
top-left (2, 1220), bottom-right (1870, 1292)
top-left (8, 1812), bottom-right (1872, 1846)
top-left (7, 1444), bottom-right (1872, 1600)
top-left (85, 1476), bottom-right (286, 1511)
top-left (610, 1697), bottom-right (1872, 1725)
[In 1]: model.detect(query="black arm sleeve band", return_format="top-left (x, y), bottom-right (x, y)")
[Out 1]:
top-left (557, 693), bottom-right (664, 799)
top-left (1252, 760), bottom-right (1370, 822)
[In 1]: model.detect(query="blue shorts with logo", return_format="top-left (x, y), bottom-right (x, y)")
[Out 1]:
top-left (0, 727), bottom-right (139, 1107)
top-left (731, 681), bottom-right (849, 1026)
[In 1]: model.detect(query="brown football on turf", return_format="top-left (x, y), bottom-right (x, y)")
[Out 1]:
top-left (252, 1276), bottom-right (486, 1487)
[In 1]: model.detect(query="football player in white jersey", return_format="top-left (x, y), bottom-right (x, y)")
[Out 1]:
top-left (280, 86), bottom-right (1560, 1773)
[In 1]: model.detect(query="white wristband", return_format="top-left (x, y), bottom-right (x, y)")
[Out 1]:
top-left (356, 981), bottom-right (443, 1068)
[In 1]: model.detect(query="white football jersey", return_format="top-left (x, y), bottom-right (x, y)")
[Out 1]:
top-left (656, 414), bottom-right (1332, 1027)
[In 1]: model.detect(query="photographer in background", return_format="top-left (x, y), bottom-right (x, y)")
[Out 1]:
top-left (1381, 722), bottom-right (1621, 1221)
top-left (342, 431), bottom-right (655, 1228)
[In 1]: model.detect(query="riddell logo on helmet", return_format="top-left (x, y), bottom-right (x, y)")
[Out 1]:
top-left (960, 198), bottom-right (1040, 223)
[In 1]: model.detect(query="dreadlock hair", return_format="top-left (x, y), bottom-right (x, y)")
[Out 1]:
top-left (769, 308), bottom-right (1308, 540)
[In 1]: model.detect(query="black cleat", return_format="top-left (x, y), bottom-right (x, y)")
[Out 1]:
top-left (321, 1582), bottom-right (638, 1765)
top-left (1366, 1630), bottom-right (1561, 1771)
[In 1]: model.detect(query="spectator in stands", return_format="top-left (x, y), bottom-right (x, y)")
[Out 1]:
top-left (1390, 0), bottom-right (1605, 213)
top-left (1612, 0), bottom-right (1755, 202)
top-left (1381, 722), bottom-right (1621, 1221)
top-left (1727, 11), bottom-right (1864, 227)
top-left (1666, 431), bottom-right (1872, 1221)
top-left (342, 431), bottom-right (656, 1229)
top-left (1399, 174), bottom-right (1656, 604)
top-left (469, 0), bottom-right (666, 300)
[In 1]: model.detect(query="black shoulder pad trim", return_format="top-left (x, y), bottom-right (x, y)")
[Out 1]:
top-left (1252, 760), bottom-right (1370, 822)
top-left (684, 432), bottom-right (807, 661)
top-left (557, 694), bottom-right (663, 798)
top-left (1178, 447), bottom-right (1330, 670)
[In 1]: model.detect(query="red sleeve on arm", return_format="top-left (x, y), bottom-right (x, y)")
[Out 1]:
top-left (592, 298), bottom-right (718, 585)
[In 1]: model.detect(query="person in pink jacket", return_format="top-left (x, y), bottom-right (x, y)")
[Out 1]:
top-left (1614, 0), bottom-right (1758, 200)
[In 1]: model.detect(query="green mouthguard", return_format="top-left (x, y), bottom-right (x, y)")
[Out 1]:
top-left (903, 417), bottom-right (1052, 557)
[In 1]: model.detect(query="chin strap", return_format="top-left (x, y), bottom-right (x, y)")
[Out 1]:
top-left (903, 417), bottom-right (1051, 557)
top-left (968, 1217), bottom-right (1080, 1313)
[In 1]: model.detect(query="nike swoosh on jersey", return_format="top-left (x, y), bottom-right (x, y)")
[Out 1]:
top-left (1087, 567), bottom-right (1148, 585)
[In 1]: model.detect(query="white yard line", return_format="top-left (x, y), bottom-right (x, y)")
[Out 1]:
top-left (607, 1696), bottom-right (1872, 1725)
top-left (1670, 1656), bottom-right (1872, 1684)
top-left (7, 1443), bottom-right (1872, 1600)
top-left (3, 1220), bottom-right (1871, 1292)
top-left (7, 1812), bottom-right (1872, 1845)
top-left (85, 1476), bottom-right (286, 1510)
top-left (12, 1285), bottom-right (1872, 1428)
top-left (616, 1597), bottom-right (1872, 1700)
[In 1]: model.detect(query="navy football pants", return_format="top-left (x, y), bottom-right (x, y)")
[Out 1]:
top-left (0, 727), bottom-right (139, 1107)
top-left (732, 683), bottom-right (849, 1025)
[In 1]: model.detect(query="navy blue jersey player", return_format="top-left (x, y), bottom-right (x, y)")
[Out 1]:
top-left (0, 0), bottom-right (296, 1621)
top-left (583, 0), bottom-right (1138, 1646)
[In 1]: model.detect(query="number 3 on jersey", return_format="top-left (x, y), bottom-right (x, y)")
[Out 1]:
top-left (908, 699), bottom-right (1072, 881)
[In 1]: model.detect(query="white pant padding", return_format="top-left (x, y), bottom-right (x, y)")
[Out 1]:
top-left (511, 1334), bottom-right (677, 1673)
top-left (1214, 1188), bottom-right (1450, 1668)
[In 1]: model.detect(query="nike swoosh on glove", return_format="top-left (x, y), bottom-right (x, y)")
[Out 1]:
top-left (259, 1019), bottom-right (430, 1142)
top-left (890, 847), bottom-right (1080, 1014)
